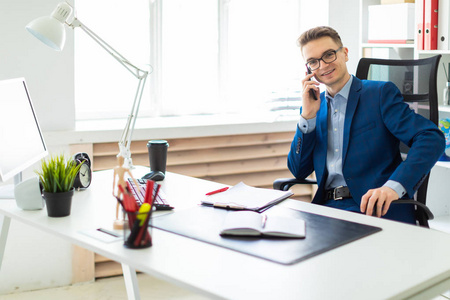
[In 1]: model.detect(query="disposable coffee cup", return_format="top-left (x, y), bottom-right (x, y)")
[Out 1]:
top-left (147, 140), bottom-right (169, 174)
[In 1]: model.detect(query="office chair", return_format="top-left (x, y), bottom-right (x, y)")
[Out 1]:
top-left (274, 55), bottom-right (442, 227)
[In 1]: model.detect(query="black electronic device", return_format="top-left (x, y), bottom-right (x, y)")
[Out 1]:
top-left (142, 171), bottom-right (165, 181)
top-left (307, 66), bottom-right (318, 100)
top-left (73, 152), bottom-right (92, 189)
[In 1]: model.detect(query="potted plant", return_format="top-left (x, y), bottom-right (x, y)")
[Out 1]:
top-left (35, 153), bottom-right (83, 217)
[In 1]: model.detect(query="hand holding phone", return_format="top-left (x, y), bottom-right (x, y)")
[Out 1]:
top-left (307, 67), bottom-right (318, 100)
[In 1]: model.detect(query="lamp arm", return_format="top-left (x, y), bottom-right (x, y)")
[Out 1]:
top-left (69, 18), bottom-right (150, 168)
top-left (118, 75), bottom-right (148, 168)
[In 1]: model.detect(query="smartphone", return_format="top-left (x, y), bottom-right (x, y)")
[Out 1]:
top-left (307, 67), bottom-right (318, 100)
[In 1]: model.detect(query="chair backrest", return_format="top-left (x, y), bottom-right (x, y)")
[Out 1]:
top-left (355, 55), bottom-right (441, 226)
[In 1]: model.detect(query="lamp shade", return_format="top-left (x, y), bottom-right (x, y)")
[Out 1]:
top-left (26, 16), bottom-right (66, 51)
top-left (26, 2), bottom-right (73, 51)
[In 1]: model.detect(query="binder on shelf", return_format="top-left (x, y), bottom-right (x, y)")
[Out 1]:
top-left (424, 0), bottom-right (439, 50)
top-left (438, 0), bottom-right (450, 50)
top-left (417, 0), bottom-right (425, 50)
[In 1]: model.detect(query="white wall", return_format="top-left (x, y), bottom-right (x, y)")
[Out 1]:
top-left (0, 0), bottom-right (75, 294)
top-left (0, 0), bottom-right (75, 132)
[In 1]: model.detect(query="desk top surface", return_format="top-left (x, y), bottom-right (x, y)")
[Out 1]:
top-left (2, 167), bottom-right (450, 300)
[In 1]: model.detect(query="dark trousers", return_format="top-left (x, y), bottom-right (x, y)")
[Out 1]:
top-left (324, 197), bottom-right (416, 225)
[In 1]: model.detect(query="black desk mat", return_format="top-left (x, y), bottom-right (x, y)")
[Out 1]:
top-left (151, 205), bottom-right (381, 265)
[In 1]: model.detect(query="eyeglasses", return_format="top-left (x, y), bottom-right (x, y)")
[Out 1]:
top-left (306, 47), bottom-right (343, 71)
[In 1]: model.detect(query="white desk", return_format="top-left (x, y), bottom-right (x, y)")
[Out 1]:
top-left (2, 167), bottom-right (450, 300)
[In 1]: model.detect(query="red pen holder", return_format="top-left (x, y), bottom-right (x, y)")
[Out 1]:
top-left (123, 209), bottom-right (152, 249)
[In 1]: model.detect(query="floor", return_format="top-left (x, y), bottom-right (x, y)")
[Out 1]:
top-left (1, 274), bottom-right (450, 300)
top-left (0, 274), bottom-right (211, 300)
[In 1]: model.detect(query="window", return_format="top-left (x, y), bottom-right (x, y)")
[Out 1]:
top-left (75, 0), bottom-right (151, 120)
top-left (159, 0), bottom-right (219, 116)
top-left (226, 0), bottom-right (302, 113)
top-left (75, 0), bottom-right (306, 121)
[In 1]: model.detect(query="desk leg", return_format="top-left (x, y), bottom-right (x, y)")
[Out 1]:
top-left (0, 216), bottom-right (11, 270)
top-left (121, 263), bottom-right (141, 300)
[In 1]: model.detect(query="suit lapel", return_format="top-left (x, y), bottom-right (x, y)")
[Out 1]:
top-left (315, 94), bottom-right (329, 187)
top-left (342, 77), bottom-right (362, 166)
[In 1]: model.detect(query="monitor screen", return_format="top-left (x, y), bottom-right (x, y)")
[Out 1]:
top-left (0, 77), bottom-right (48, 182)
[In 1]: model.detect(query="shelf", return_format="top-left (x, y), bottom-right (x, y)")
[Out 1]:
top-left (418, 50), bottom-right (450, 56)
top-left (361, 43), bottom-right (415, 49)
top-left (439, 106), bottom-right (450, 113)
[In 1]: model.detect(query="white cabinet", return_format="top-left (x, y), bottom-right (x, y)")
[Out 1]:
top-left (427, 162), bottom-right (450, 232)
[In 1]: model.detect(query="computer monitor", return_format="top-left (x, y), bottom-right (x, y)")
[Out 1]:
top-left (0, 77), bottom-right (48, 198)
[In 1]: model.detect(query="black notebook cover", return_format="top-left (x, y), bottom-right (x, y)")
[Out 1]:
top-left (151, 205), bottom-right (381, 265)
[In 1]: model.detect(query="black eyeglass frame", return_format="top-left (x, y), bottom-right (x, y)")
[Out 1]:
top-left (305, 46), bottom-right (344, 71)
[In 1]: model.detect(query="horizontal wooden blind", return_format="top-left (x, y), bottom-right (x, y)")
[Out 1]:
top-left (91, 131), bottom-right (313, 198)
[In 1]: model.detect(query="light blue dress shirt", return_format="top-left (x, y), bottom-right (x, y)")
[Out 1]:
top-left (298, 75), bottom-right (406, 198)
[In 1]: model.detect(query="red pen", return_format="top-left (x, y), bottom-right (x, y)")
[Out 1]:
top-left (205, 187), bottom-right (229, 196)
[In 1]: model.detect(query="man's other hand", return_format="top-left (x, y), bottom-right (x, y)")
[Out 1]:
top-left (360, 186), bottom-right (399, 217)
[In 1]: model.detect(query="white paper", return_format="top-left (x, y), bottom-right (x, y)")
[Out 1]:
top-left (202, 182), bottom-right (293, 211)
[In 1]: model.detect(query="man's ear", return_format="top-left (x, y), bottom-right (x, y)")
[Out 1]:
top-left (344, 47), bottom-right (349, 62)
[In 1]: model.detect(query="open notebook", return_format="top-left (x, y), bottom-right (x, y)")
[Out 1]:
top-left (220, 211), bottom-right (306, 238)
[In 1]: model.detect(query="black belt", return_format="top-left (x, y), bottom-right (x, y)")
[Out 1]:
top-left (326, 186), bottom-right (351, 201)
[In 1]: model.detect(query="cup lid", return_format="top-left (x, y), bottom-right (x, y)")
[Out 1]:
top-left (147, 140), bottom-right (168, 145)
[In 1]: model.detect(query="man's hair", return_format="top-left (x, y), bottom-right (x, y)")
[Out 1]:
top-left (297, 26), bottom-right (343, 50)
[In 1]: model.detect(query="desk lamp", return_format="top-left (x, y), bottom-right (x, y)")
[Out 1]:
top-left (26, 2), bottom-right (151, 168)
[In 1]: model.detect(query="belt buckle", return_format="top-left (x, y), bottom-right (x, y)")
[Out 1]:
top-left (333, 186), bottom-right (344, 200)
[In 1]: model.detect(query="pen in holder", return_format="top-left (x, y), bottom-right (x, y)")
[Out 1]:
top-left (123, 204), bottom-right (152, 249)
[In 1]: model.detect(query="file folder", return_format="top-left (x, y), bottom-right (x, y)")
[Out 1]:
top-left (417, 0), bottom-right (425, 50)
top-left (438, 0), bottom-right (450, 50)
top-left (424, 0), bottom-right (439, 50)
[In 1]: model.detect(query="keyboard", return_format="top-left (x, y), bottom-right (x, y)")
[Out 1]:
top-left (127, 178), bottom-right (174, 210)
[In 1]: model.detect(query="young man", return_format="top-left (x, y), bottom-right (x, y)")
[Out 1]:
top-left (288, 26), bottom-right (445, 224)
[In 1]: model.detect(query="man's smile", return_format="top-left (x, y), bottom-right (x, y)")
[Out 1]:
top-left (321, 69), bottom-right (335, 77)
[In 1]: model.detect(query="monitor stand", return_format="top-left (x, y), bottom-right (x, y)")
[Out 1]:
top-left (0, 173), bottom-right (22, 199)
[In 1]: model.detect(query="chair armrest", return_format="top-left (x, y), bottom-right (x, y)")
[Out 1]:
top-left (391, 199), bottom-right (434, 221)
top-left (273, 178), bottom-right (317, 191)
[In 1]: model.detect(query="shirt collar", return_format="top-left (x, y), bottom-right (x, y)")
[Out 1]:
top-left (326, 75), bottom-right (353, 101)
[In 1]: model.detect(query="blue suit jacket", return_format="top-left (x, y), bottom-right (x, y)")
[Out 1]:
top-left (288, 76), bottom-right (445, 214)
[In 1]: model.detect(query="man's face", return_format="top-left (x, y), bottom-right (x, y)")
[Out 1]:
top-left (302, 36), bottom-right (349, 89)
